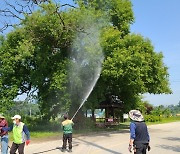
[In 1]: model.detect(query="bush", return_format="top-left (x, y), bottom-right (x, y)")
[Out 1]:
top-left (5, 114), bottom-right (98, 132)
top-left (144, 115), bottom-right (161, 122)
top-left (25, 117), bottom-right (61, 131)
top-left (6, 116), bottom-right (61, 132)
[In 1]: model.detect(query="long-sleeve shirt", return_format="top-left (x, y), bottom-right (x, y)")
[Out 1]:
top-left (3, 123), bottom-right (30, 140)
top-left (0, 119), bottom-right (8, 136)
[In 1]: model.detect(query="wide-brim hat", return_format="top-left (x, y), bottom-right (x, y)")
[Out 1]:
top-left (129, 110), bottom-right (144, 122)
top-left (11, 115), bottom-right (21, 120)
top-left (0, 114), bottom-right (5, 119)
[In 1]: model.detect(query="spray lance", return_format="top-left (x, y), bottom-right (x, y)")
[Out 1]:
top-left (71, 99), bottom-right (86, 120)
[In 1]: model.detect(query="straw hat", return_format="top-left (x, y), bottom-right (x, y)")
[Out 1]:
top-left (129, 110), bottom-right (144, 122)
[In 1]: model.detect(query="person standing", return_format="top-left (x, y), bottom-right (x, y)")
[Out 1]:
top-left (61, 114), bottom-right (74, 153)
top-left (128, 110), bottom-right (151, 154)
top-left (2, 115), bottom-right (30, 154)
top-left (0, 114), bottom-right (8, 154)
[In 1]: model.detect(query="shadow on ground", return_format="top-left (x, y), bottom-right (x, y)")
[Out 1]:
top-left (32, 142), bottom-right (79, 154)
top-left (33, 148), bottom-right (58, 154)
top-left (156, 145), bottom-right (180, 153)
top-left (162, 137), bottom-right (180, 142)
top-left (76, 138), bottom-right (122, 154)
top-left (78, 129), bottom-right (129, 138)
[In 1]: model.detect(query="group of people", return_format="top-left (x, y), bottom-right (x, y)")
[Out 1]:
top-left (0, 113), bottom-right (74, 154)
top-left (0, 110), bottom-right (150, 154)
top-left (0, 115), bottom-right (30, 154)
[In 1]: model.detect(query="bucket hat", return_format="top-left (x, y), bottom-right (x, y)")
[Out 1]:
top-left (129, 110), bottom-right (144, 122)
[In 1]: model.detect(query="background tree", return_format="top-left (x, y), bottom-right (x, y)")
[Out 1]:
top-left (6, 101), bottom-right (40, 117)
top-left (0, 2), bottom-right (77, 118)
top-left (101, 31), bottom-right (171, 112)
top-left (80, 0), bottom-right (171, 113)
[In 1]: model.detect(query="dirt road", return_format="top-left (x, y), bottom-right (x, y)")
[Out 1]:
top-left (24, 122), bottom-right (180, 154)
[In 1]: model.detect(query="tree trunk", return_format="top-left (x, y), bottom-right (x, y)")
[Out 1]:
top-left (91, 109), bottom-right (95, 122)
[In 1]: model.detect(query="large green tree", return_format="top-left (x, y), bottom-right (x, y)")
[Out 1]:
top-left (0, 1), bottom-right (107, 118)
top-left (101, 30), bottom-right (171, 111)
top-left (0, 0), bottom-right (171, 118)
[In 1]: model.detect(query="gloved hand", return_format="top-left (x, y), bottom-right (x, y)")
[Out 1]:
top-left (128, 144), bottom-right (133, 153)
top-left (26, 140), bottom-right (30, 146)
top-left (148, 145), bottom-right (151, 151)
top-left (70, 120), bottom-right (74, 124)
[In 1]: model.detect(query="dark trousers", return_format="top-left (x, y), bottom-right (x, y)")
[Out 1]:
top-left (62, 133), bottom-right (72, 150)
top-left (10, 142), bottom-right (25, 154)
top-left (134, 143), bottom-right (148, 154)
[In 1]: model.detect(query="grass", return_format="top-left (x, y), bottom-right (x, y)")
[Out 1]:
top-left (8, 131), bottom-right (61, 141)
top-left (30, 131), bottom-right (61, 138)
top-left (146, 116), bottom-right (180, 125)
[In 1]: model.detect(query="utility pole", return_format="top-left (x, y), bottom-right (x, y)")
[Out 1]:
top-left (30, 107), bottom-right (32, 117)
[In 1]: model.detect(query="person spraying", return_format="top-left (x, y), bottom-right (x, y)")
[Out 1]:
top-left (61, 114), bottom-right (74, 153)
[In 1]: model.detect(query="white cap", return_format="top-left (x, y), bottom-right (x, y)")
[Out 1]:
top-left (11, 115), bottom-right (21, 120)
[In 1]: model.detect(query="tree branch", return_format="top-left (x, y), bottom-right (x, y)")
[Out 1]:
top-left (0, 0), bottom-right (42, 33)
top-left (0, 21), bottom-right (21, 33)
top-left (61, 4), bottom-right (76, 8)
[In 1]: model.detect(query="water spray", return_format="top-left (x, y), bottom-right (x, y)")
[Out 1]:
top-left (71, 72), bottom-right (101, 120)
top-left (68, 13), bottom-right (107, 121)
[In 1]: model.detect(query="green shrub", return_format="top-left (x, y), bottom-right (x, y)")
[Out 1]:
top-left (6, 116), bottom-right (61, 131)
top-left (144, 115), bottom-right (161, 122)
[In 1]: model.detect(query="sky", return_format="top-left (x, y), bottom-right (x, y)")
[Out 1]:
top-left (0, 0), bottom-right (179, 106)
top-left (131, 0), bottom-right (180, 106)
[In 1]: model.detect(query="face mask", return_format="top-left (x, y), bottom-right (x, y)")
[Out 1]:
top-left (13, 120), bottom-right (16, 124)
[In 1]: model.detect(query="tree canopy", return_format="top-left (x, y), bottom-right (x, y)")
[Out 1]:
top-left (0, 0), bottom-right (171, 118)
